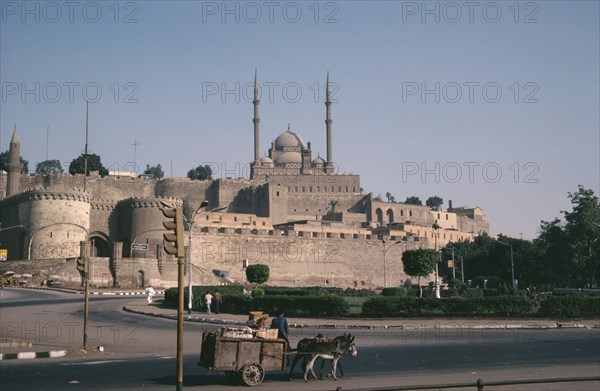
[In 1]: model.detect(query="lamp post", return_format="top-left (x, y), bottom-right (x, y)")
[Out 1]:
top-left (497, 240), bottom-right (515, 290)
top-left (432, 220), bottom-right (441, 299)
top-left (186, 201), bottom-right (208, 314)
top-left (368, 239), bottom-right (404, 288)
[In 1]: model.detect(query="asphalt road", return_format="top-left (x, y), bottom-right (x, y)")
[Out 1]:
top-left (1, 288), bottom-right (599, 391)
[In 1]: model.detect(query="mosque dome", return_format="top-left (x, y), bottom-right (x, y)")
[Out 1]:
top-left (275, 151), bottom-right (302, 164)
top-left (259, 156), bottom-right (274, 166)
top-left (274, 128), bottom-right (306, 150)
top-left (311, 156), bottom-right (325, 166)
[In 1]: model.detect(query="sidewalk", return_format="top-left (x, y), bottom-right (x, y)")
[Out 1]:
top-left (123, 298), bottom-right (600, 331)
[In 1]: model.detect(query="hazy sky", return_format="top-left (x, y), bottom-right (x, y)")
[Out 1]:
top-left (1, 1), bottom-right (599, 239)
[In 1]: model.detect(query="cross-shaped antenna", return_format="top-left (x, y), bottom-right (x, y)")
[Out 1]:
top-left (131, 139), bottom-right (142, 172)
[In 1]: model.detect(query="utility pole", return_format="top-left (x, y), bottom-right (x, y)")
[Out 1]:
top-left (83, 101), bottom-right (89, 192)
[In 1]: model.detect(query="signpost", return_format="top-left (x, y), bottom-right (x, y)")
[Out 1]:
top-left (0, 249), bottom-right (7, 261)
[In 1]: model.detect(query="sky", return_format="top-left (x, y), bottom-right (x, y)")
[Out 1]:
top-left (1, 0), bottom-right (599, 240)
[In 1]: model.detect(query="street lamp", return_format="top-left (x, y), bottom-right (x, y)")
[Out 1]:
top-left (432, 220), bottom-right (441, 299)
top-left (497, 240), bottom-right (515, 290)
top-left (368, 239), bottom-right (404, 288)
top-left (186, 201), bottom-right (208, 314)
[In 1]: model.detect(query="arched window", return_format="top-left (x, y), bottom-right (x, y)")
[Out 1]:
top-left (386, 209), bottom-right (394, 224)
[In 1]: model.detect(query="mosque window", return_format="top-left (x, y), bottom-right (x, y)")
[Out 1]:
top-left (50, 232), bottom-right (53, 238)
top-left (353, 187), bottom-right (356, 192)
top-left (445, 214), bottom-right (448, 220)
top-left (340, 233), bottom-right (345, 239)
top-left (309, 186), bottom-right (313, 192)
top-left (316, 186), bottom-right (320, 192)
top-left (302, 186), bottom-right (306, 192)
top-left (331, 186), bottom-right (335, 192)
top-left (353, 234), bottom-right (359, 239)
top-left (409, 211), bottom-right (413, 217)
top-left (277, 191), bottom-right (280, 196)
top-left (295, 186), bottom-right (298, 192)
top-left (338, 187), bottom-right (342, 192)
top-left (366, 234), bottom-right (371, 240)
top-left (313, 232), bottom-right (318, 238)
top-left (346, 187), bottom-right (348, 192)
top-left (438, 213), bottom-right (440, 219)
top-left (234, 217), bottom-right (237, 222)
top-left (326, 233), bottom-right (332, 238)
top-left (400, 210), bottom-right (404, 216)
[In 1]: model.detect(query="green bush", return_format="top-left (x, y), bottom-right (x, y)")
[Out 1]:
top-left (166, 289), bottom-right (349, 317)
top-left (539, 295), bottom-right (600, 318)
top-left (246, 264), bottom-right (270, 285)
top-left (360, 296), bottom-right (537, 318)
top-left (251, 287), bottom-right (265, 297)
top-left (381, 287), bottom-right (408, 297)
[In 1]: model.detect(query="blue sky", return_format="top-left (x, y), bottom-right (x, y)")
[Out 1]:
top-left (1, 0), bottom-right (599, 239)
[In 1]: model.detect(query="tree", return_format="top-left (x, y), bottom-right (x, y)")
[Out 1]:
top-left (402, 248), bottom-right (438, 297)
top-left (68, 154), bottom-right (108, 176)
top-left (35, 159), bottom-right (63, 175)
top-left (0, 150), bottom-right (29, 173)
top-left (426, 196), bottom-right (444, 211)
top-left (187, 164), bottom-right (212, 180)
top-left (245, 264), bottom-right (270, 285)
top-left (144, 164), bottom-right (164, 179)
top-left (404, 196), bottom-right (422, 205)
top-left (385, 192), bottom-right (392, 202)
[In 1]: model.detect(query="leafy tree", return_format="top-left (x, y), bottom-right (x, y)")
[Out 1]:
top-left (246, 264), bottom-right (270, 285)
top-left (0, 150), bottom-right (29, 173)
top-left (404, 196), bottom-right (422, 205)
top-left (385, 192), bottom-right (393, 202)
top-left (402, 248), bottom-right (438, 297)
top-left (187, 164), bottom-right (212, 180)
top-left (563, 186), bottom-right (600, 286)
top-left (35, 159), bottom-right (63, 175)
top-left (68, 154), bottom-right (108, 176)
top-left (426, 196), bottom-right (444, 210)
top-left (536, 186), bottom-right (600, 287)
top-left (144, 164), bottom-right (164, 179)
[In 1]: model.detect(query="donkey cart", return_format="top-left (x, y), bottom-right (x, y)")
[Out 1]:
top-left (198, 331), bottom-right (287, 386)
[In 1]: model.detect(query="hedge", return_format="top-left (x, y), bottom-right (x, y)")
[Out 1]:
top-left (166, 288), bottom-right (349, 317)
top-left (361, 296), bottom-right (536, 318)
top-left (538, 296), bottom-right (600, 318)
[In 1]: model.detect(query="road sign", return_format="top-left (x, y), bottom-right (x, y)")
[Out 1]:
top-left (131, 243), bottom-right (149, 251)
top-left (447, 259), bottom-right (454, 268)
top-left (0, 249), bottom-right (7, 261)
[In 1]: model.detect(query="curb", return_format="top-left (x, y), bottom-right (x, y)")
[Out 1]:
top-left (20, 286), bottom-right (164, 296)
top-left (0, 350), bottom-right (67, 360)
top-left (122, 306), bottom-right (600, 330)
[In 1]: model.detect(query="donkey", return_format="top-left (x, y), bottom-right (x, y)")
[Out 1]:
top-left (289, 333), bottom-right (357, 382)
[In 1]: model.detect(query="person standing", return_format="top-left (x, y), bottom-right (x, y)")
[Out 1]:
top-left (213, 289), bottom-right (222, 314)
top-left (145, 286), bottom-right (155, 305)
top-left (271, 309), bottom-right (290, 365)
top-left (204, 291), bottom-right (213, 315)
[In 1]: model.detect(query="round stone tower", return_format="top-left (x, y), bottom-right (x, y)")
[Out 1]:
top-left (26, 189), bottom-right (91, 260)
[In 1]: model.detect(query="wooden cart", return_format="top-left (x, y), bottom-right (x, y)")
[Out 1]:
top-left (198, 331), bottom-right (287, 386)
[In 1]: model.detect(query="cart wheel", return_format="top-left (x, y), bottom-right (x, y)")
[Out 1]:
top-left (240, 363), bottom-right (264, 386)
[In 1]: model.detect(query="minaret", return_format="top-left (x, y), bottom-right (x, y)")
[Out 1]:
top-left (253, 69), bottom-right (260, 163)
top-left (6, 126), bottom-right (22, 196)
top-left (325, 72), bottom-right (333, 172)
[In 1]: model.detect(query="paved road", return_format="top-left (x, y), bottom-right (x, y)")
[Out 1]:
top-left (1, 288), bottom-right (599, 390)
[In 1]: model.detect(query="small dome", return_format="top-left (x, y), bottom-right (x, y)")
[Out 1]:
top-left (311, 156), bottom-right (325, 165)
top-left (274, 129), bottom-right (306, 150)
top-left (259, 156), bottom-right (273, 164)
top-left (275, 151), bottom-right (302, 164)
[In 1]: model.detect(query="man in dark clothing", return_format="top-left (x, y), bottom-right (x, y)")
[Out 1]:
top-left (214, 290), bottom-right (222, 314)
top-left (271, 309), bottom-right (290, 365)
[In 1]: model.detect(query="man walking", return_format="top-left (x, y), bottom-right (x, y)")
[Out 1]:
top-left (204, 291), bottom-right (213, 315)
